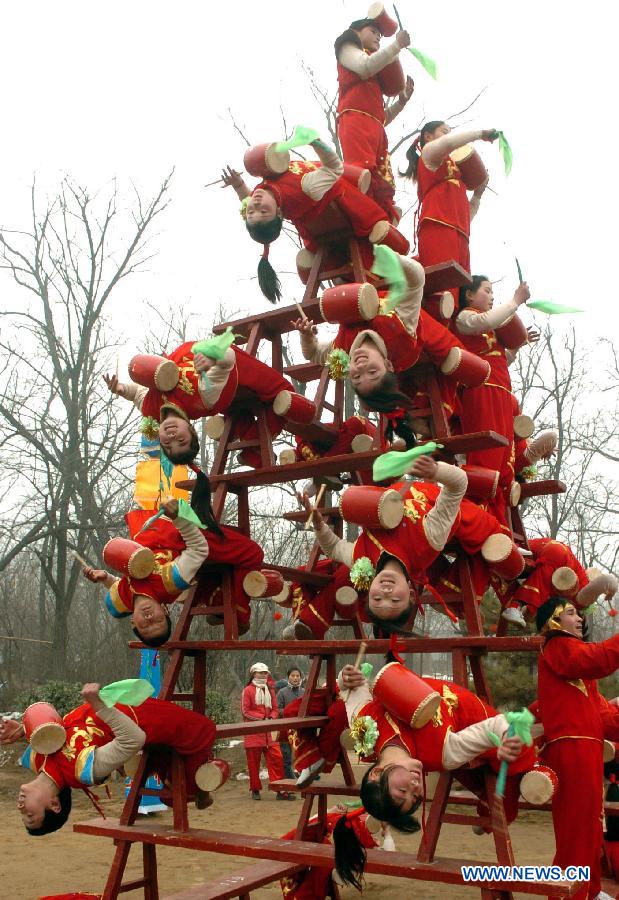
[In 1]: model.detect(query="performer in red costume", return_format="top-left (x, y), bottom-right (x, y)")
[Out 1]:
top-left (295, 253), bottom-right (489, 443)
top-left (455, 275), bottom-right (557, 525)
top-left (2, 683), bottom-right (222, 835)
top-left (278, 559), bottom-right (361, 641)
top-left (279, 807), bottom-right (378, 899)
top-left (304, 456), bottom-right (524, 627)
top-left (335, 12), bottom-right (413, 219)
top-left (241, 663), bottom-right (295, 802)
top-left (281, 693), bottom-right (349, 787)
top-left (330, 660), bottom-right (534, 889)
top-left (222, 137), bottom-right (408, 302)
top-left (536, 598), bottom-right (619, 900)
top-left (290, 414), bottom-right (380, 496)
top-left (498, 538), bottom-right (618, 628)
top-left (105, 340), bottom-right (295, 469)
top-left (402, 121), bottom-right (498, 285)
top-left (83, 500), bottom-right (266, 639)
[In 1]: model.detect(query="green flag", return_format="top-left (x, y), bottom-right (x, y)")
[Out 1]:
top-left (160, 451), bottom-right (175, 489)
top-left (99, 678), bottom-right (155, 708)
top-left (274, 125), bottom-right (320, 153)
top-left (408, 46), bottom-right (438, 80)
top-left (372, 245), bottom-right (408, 312)
top-left (528, 300), bottom-right (583, 315)
top-left (176, 498), bottom-right (206, 528)
top-left (192, 326), bottom-right (236, 361)
top-left (373, 442), bottom-right (442, 482)
top-left (488, 708), bottom-right (534, 797)
top-left (498, 131), bottom-right (513, 175)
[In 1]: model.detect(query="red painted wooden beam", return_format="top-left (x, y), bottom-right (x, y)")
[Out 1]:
top-left (132, 636), bottom-right (542, 654)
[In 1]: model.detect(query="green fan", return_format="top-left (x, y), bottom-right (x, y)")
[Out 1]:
top-left (99, 678), bottom-right (155, 708)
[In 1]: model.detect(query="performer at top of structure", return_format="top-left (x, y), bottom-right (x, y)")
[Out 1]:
top-left (2, 683), bottom-right (224, 836)
top-left (222, 136), bottom-right (409, 303)
top-left (335, 6), bottom-right (414, 220)
top-left (293, 252), bottom-right (490, 445)
top-left (455, 275), bottom-right (557, 526)
top-left (331, 659), bottom-right (534, 889)
top-left (401, 121), bottom-right (499, 286)
top-left (104, 339), bottom-right (298, 468)
top-left (535, 598), bottom-right (619, 900)
top-left (302, 455), bottom-right (524, 632)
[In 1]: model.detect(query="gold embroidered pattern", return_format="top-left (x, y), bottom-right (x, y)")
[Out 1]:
top-left (567, 679), bottom-right (588, 696)
top-left (292, 585), bottom-right (304, 618)
top-left (290, 160), bottom-right (318, 175)
top-left (62, 717), bottom-right (106, 761)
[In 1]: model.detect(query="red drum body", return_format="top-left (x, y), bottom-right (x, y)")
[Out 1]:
top-left (496, 314), bottom-right (528, 350)
top-left (369, 221), bottom-right (411, 254)
top-left (373, 662), bottom-right (441, 728)
top-left (440, 347), bottom-right (490, 386)
top-left (243, 143), bottom-right (290, 178)
top-left (550, 566), bottom-right (579, 596)
top-left (462, 465), bottom-right (499, 501)
top-left (481, 534), bottom-right (525, 580)
top-left (320, 283), bottom-right (379, 324)
top-left (195, 758), bottom-right (231, 792)
top-left (242, 569), bottom-right (285, 599)
top-left (129, 354), bottom-right (180, 392)
top-left (377, 58), bottom-right (405, 96)
top-left (334, 585), bottom-right (359, 619)
top-left (23, 702), bottom-right (66, 754)
top-left (367, 2), bottom-right (398, 36)
top-left (450, 144), bottom-right (488, 191)
top-left (519, 764), bottom-right (558, 805)
top-left (343, 163), bottom-right (371, 194)
top-left (273, 390), bottom-right (316, 424)
top-left (103, 537), bottom-right (156, 579)
top-left (423, 291), bottom-right (455, 324)
top-left (340, 485), bottom-right (404, 530)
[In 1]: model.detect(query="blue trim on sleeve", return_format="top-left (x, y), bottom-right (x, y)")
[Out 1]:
top-left (105, 591), bottom-right (130, 619)
top-left (171, 564), bottom-right (191, 590)
top-left (77, 748), bottom-right (97, 786)
top-left (20, 746), bottom-right (33, 770)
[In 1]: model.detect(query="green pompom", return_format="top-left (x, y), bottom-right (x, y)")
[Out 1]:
top-left (350, 557), bottom-right (376, 591)
top-left (327, 348), bottom-right (350, 381)
top-left (350, 715), bottom-right (379, 756)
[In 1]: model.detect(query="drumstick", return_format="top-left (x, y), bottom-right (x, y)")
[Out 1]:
top-left (303, 484), bottom-right (326, 531)
top-left (344, 641), bottom-right (368, 700)
top-left (295, 302), bottom-right (309, 322)
top-left (71, 549), bottom-right (95, 569)
top-left (0, 634), bottom-right (53, 645)
top-left (204, 177), bottom-right (224, 188)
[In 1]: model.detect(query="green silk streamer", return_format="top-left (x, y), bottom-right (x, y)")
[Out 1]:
top-left (192, 327), bottom-right (236, 361)
top-left (488, 708), bottom-right (534, 798)
top-left (372, 245), bottom-right (407, 312)
top-left (274, 125), bottom-right (320, 153)
top-left (176, 498), bottom-right (205, 529)
top-left (372, 442), bottom-right (442, 482)
top-left (498, 131), bottom-right (513, 175)
top-left (99, 678), bottom-right (155, 709)
top-left (408, 46), bottom-right (438, 80)
top-left (160, 451), bottom-right (175, 489)
top-left (528, 300), bottom-right (583, 315)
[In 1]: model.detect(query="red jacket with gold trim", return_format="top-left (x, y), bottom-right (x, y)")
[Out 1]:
top-left (418, 156), bottom-right (470, 239)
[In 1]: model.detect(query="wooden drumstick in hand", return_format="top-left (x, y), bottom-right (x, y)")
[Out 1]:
top-left (295, 302), bottom-right (309, 322)
top-left (304, 484), bottom-right (326, 531)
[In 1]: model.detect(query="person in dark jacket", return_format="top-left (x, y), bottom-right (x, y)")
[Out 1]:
top-left (277, 668), bottom-right (304, 779)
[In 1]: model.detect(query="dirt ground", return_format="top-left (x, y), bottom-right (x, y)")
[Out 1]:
top-left (1, 750), bottom-right (596, 900)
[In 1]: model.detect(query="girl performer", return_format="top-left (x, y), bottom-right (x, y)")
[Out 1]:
top-left (402, 121), bottom-right (498, 279)
top-left (3, 683), bottom-right (223, 835)
top-left (223, 137), bottom-right (408, 302)
top-left (105, 340), bottom-right (297, 469)
top-left (335, 11), bottom-right (413, 219)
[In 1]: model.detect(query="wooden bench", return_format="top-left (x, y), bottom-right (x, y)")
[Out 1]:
top-left (163, 860), bottom-right (303, 899)
top-left (74, 818), bottom-right (582, 896)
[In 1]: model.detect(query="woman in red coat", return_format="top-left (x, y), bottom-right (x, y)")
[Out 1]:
top-left (241, 663), bottom-right (294, 801)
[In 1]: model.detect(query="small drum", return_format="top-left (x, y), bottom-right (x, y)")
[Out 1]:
top-left (242, 569), bottom-right (285, 599)
top-left (103, 537), bottom-right (156, 579)
top-left (23, 702), bottom-right (66, 755)
top-left (278, 448), bottom-right (297, 466)
top-left (496, 314), bottom-right (529, 350)
top-left (481, 534), bottom-right (524, 580)
top-left (343, 164), bottom-right (371, 194)
top-left (243, 143), bottom-right (290, 179)
top-left (450, 144), bottom-right (488, 191)
top-left (373, 662), bottom-right (441, 729)
top-left (604, 740), bottom-right (618, 763)
top-left (195, 758), bottom-right (231, 792)
top-left (369, 221), bottom-right (410, 255)
top-left (129, 354), bottom-right (179, 392)
top-left (272, 580), bottom-right (293, 608)
top-left (377, 58), bottom-right (405, 96)
top-left (205, 415), bottom-right (226, 440)
top-left (551, 566), bottom-right (579, 595)
top-left (513, 414), bottom-right (535, 439)
top-left (273, 390), bottom-right (317, 424)
top-left (351, 432), bottom-right (375, 454)
top-left (296, 248), bottom-right (315, 285)
top-left (367, 2), bottom-right (398, 36)
top-left (423, 291), bottom-right (455, 324)
top-left (462, 465), bottom-right (499, 502)
top-left (319, 283), bottom-right (380, 324)
top-left (334, 585), bottom-right (359, 619)
top-left (440, 347), bottom-right (490, 387)
top-left (519, 765), bottom-right (558, 805)
top-left (509, 482), bottom-right (522, 507)
top-left (340, 485), bottom-right (404, 530)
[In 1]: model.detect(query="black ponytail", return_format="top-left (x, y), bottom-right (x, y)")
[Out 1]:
top-left (190, 468), bottom-right (223, 536)
top-left (458, 274), bottom-right (489, 311)
top-left (400, 120), bottom-right (446, 182)
top-left (354, 372), bottom-right (417, 449)
top-left (246, 218), bottom-right (284, 304)
top-left (333, 816), bottom-right (368, 891)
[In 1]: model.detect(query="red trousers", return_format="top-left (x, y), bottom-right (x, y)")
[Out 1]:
top-left (245, 743), bottom-right (284, 792)
top-left (416, 219), bottom-right (470, 306)
top-left (134, 699), bottom-right (216, 794)
top-left (283, 696), bottom-right (348, 773)
top-left (295, 415), bottom-right (379, 487)
top-left (193, 528), bottom-right (264, 627)
top-left (543, 739), bottom-right (604, 899)
top-left (338, 111), bottom-right (396, 220)
top-left (291, 562), bottom-right (358, 639)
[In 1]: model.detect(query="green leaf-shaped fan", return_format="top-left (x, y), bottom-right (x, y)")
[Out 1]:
top-left (99, 678), bottom-right (155, 709)
top-left (192, 326), bottom-right (236, 361)
top-left (274, 125), bottom-right (320, 153)
top-left (373, 441), bottom-right (442, 482)
top-left (528, 300), bottom-right (583, 315)
top-left (408, 46), bottom-right (438, 80)
top-left (498, 131), bottom-right (513, 176)
top-left (372, 245), bottom-right (407, 313)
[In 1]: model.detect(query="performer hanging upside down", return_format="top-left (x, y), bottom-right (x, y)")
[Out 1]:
top-left (277, 559), bottom-right (361, 640)
top-left (335, 10), bottom-right (414, 219)
top-left (83, 493), bottom-right (266, 640)
top-left (1, 683), bottom-right (223, 835)
top-left (326, 660), bottom-right (535, 889)
top-left (222, 137), bottom-right (409, 302)
top-left (455, 275), bottom-right (557, 524)
top-left (498, 537), bottom-right (618, 628)
top-left (294, 253), bottom-right (489, 443)
top-left (535, 598), bottom-right (619, 900)
top-left (105, 339), bottom-right (296, 469)
top-left (402, 121), bottom-right (499, 282)
top-left (302, 456), bottom-right (524, 631)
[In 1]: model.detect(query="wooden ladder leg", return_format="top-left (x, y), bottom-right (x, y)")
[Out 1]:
top-left (298, 655), bottom-right (323, 716)
top-left (101, 841), bottom-right (133, 900)
top-left (143, 843), bottom-right (160, 900)
top-left (171, 751), bottom-right (189, 832)
top-left (301, 246), bottom-right (326, 304)
top-left (416, 771), bottom-right (453, 863)
top-left (294, 793), bottom-right (315, 840)
top-left (484, 771), bottom-right (515, 867)
top-left (222, 566), bottom-right (239, 640)
top-left (192, 650), bottom-right (206, 713)
top-left (458, 554), bottom-right (485, 636)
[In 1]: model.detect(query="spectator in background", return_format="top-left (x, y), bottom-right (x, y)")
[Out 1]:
top-left (277, 668), bottom-right (305, 780)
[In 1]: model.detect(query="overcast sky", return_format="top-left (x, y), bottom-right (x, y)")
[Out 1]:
top-left (1, 0), bottom-right (618, 360)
